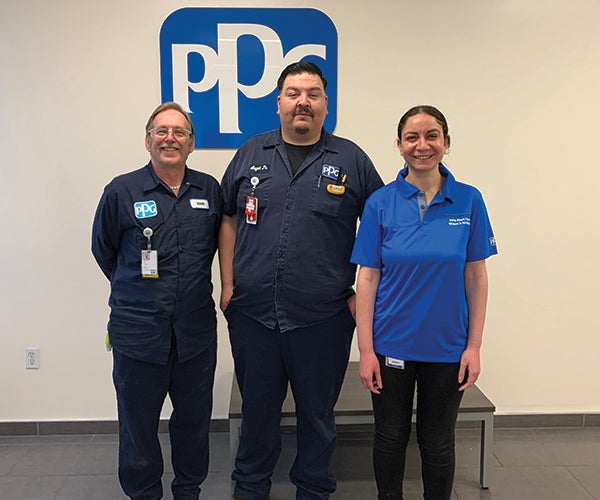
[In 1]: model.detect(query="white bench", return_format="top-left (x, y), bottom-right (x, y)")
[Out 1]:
top-left (229, 361), bottom-right (495, 489)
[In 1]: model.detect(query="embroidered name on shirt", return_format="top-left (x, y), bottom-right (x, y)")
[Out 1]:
top-left (190, 199), bottom-right (210, 209)
top-left (134, 200), bottom-right (158, 219)
top-left (249, 164), bottom-right (270, 173)
top-left (448, 217), bottom-right (470, 226)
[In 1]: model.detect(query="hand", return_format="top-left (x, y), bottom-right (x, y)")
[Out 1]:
top-left (359, 352), bottom-right (382, 394)
top-left (220, 285), bottom-right (234, 313)
top-left (347, 294), bottom-right (356, 320)
top-left (458, 346), bottom-right (481, 391)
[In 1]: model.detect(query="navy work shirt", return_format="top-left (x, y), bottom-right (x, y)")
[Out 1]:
top-left (92, 163), bottom-right (222, 364)
top-left (221, 129), bottom-right (383, 332)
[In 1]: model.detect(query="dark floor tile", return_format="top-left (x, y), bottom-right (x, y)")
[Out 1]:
top-left (493, 428), bottom-right (600, 468)
top-left (0, 445), bottom-right (31, 475)
top-left (1, 427), bottom-right (599, 499)
top-left (567, 465), bottom-right (600, 499)
top-left (54, 475), bottom-right (127, 500)
top-left (201, 471), bottom-right (232, 499)
top-left (207, 432), bottom-right (231, 473)
top-left (455, 429), bottom-right (503, 469)
top-left (8, 442), bottom-right (117, 476)
top-left (454, 465), bottom-right (596, 500)
top-left (0, 476), bottom-right (66, 500)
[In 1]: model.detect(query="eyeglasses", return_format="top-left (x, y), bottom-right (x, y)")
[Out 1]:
top-left (149, 127), bottom-right (192, 139)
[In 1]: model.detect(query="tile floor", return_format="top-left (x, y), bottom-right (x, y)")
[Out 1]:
top-left (1, 426), bottom-right (599, 499)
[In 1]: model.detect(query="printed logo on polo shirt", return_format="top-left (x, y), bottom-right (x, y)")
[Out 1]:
top-left (134, 201), bottom-right (158, 219)
top-left (447, 216), bottom-right (470, 226)
top-left (159, 8), bottom-right (338, 149)
top-left (249, 164), bottom-right (270, 173)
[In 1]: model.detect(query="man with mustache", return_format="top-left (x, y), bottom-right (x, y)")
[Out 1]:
top-left (219, 62), bottom-right (383, 500)
top-left (92, 102), bottom-right (222, 499)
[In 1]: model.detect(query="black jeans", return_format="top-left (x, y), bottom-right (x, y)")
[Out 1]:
top-left (371, 355), bottom-right (463, 500)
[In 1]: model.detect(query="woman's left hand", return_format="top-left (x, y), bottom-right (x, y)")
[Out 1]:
top-left (458, 346), bottom-right (481, 391)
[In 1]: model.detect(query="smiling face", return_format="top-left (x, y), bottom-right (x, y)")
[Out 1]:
top-left (145, 108), bottom-right (194, 170)
top-left (397, 113), bottom-right (450, 173)
top-left (277, 72), bottom-right (328, 145)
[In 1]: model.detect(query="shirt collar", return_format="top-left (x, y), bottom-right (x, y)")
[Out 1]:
top-left (395, 163), bottom-right (456, 202)
top-left (143, 162), bottom-right (195, 193)
top-left (264, 128), bottom-right (340, 154)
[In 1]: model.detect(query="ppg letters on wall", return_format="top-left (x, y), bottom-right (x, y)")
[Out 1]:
top-left (160, 8), bottom-right (338, 149)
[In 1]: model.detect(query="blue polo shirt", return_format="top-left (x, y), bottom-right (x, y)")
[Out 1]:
top-left (92, 163), bottom-right (222, 364)
top-left (221, 129), bottom-right (383, 332)
top-left (351, 165), bottom-right (497, 362)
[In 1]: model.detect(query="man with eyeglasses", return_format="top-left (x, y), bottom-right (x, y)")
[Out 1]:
top-left (92, 102), bottom-right (222, 500)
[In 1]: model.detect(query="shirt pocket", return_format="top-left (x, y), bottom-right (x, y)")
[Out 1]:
top-left (310, 176), bottom-right (344, 217)
top-left (235, 174), bottom-right (272, 213)
top-left (186, 209), bottom-right (219, 254)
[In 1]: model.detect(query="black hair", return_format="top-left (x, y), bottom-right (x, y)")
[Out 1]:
top-left (276, 61), bottom-right (328, 91)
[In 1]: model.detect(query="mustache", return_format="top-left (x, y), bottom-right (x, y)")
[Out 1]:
top-left (295, 104), bottom-right (313, 116)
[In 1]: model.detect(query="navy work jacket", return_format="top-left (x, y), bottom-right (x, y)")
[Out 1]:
top-left (92, 163), bottom-right (222, 364)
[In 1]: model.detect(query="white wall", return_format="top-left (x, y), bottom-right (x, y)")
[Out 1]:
top-left (1, 0), bottom-right (598, 422)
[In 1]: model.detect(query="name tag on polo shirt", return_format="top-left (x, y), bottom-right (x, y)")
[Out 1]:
top-left (190, 199), bottom-right (209, 209)
top-left (385, 357), bottom-right (405, 369)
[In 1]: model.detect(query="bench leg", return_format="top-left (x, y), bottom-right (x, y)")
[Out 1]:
top-left (229, 417), bottom-right (241, 493)
top-left (479, 414), bottom-right (493, 489)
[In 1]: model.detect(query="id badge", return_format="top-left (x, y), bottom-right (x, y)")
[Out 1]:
top-left (141, 250), bottom-right (159, 278)
top-left (245, 195), bottom-right (258, 225)
top-left (385, 357), bottom-right (404, 369)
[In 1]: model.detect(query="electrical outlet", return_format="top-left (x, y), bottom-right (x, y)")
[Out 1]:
top-left (25, 348), bottom-right (39, 369)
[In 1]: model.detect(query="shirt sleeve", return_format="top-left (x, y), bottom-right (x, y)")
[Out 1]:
top-left (350, 195), bottom-right (383, 268)
top-left (357, 151), bottom-right (384, 216)
top-left (466, 189), bottom-right (498, 262)
top-left (221, 149), bottom-right (243, 217)
top-left (91, 183), bottom-right (121, 280)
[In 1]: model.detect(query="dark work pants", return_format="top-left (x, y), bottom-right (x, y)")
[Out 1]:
top-left (226, 306), bottom-right (355, 500)
top-left (371, 355), bottom-right (463, 500)
top-left (112, 339), bottom-right (216, 500)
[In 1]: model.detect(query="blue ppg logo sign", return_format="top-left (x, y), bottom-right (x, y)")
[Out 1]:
top-left (159, 8), bottom-right (338, 149)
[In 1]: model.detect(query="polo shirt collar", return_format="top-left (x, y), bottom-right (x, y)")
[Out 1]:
top-left (395, 163), bottom-right (456, 202)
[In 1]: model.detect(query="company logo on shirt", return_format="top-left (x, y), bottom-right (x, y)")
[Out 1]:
top-left (489, 236), bottom-right (496, 247)
top-left (159, 8), bottom-right (338, 149)
top-left (448, 216), bottom-right (470, 226)
top-left (321, 164), bottom-right (340, 181)
top-left (134, 201), bottom-right (158, 219)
